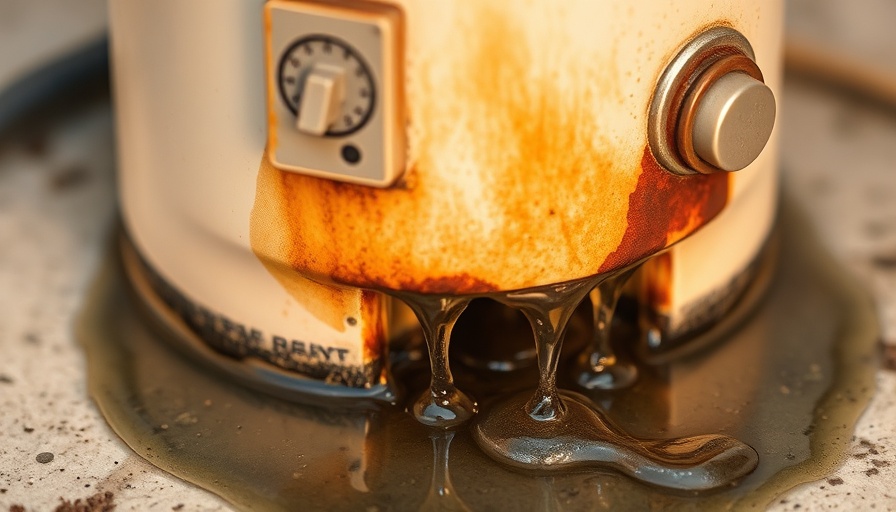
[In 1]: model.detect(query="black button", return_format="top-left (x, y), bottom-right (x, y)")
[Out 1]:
top-left (341, 144), bottom-right (361, 165)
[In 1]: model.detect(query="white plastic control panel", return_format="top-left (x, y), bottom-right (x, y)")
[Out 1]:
top-left (264, 0), bottom-right (404, 187)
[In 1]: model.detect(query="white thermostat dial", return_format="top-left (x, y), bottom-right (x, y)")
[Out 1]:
top-left (264, 1), bottom-right (405, 188)
top-left (278, 36), bottom-right (375, 137)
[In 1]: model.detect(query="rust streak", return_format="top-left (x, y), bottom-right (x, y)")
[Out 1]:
top-left (600, 147), bottom-right (729, 273)
top-left (643, 252), bottom-right (674, 313)
top-left (361, 290), bottom-right (386, 362)
top-left (252, 3), bottom-right (639, 295)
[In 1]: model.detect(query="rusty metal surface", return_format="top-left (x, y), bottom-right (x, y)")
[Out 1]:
top-left (253, 1), bottom-right (783, 294)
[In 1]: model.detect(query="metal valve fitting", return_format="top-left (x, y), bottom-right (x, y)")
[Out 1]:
top-left (649, 27), bottom-right (776, 175)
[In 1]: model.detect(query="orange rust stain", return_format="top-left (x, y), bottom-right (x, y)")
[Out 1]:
top-left (252, 150), bottom-right (390, 370)
top-left (599, 147), bottom-right (729, 273)
top-left (642, 252), bottom-right (674, 314)
top-left (251, 151), bottom-right (360, 332)
top-left (393, 274), bottom-right (498, 296)
top-left (252, 4), bottom-right (639, 294)
top-left (456, 4), bottom-right (624, 281)
top-left (360, 290), bottom-right (386, 362)
top-left (263, 6), bottom-right (278, 154)
top-left (254, 5), bottom-right (739, 301)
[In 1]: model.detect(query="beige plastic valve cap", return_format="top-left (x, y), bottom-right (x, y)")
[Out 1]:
top-left (691, 72), bottom-right (776, 171)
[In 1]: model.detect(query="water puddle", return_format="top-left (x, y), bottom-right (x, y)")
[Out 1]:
top-left (78, 200), bottom-right (878, 511)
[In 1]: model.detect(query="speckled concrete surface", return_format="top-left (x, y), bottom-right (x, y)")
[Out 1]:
top-left (1, 1), bottom-right (895, 511)
top-left (769, 80), bottom-right (896, 510)
top-left (0, 97), bottom-right (229, 511)
top-left (771, 3), bottom-right (896, 508)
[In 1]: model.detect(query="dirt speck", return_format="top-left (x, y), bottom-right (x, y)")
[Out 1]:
top-left (0, 374), bottom-right (12, 384)
top-left (53, 491), bottom-right (115, 512)
top-left (22, 133), bottom-right (48, 157)
top-left (882, 345), bottom-right (896, 372)
top-left (871, 459), bottom-right (891, 468)
top-left (859, 439), bottom-right (880, 453)
top-left (9, 505), bottom-right (26, 512)
top-left (36, 452), bottom-right (55, 464)
top-left (865, 220), bottom-right (892, 238)
top-left (827, 477), bottom-right (844, 486)
top-left (172, 505), bottom-right (184, 511)
top-left (871, 254), bottom-right (896, 270)
top-left (48, 165), bottom-right (91, 192)
top-left (865, 468), bottom-right (880, 477)
top-left (23, 426), bottom-right (34, 433)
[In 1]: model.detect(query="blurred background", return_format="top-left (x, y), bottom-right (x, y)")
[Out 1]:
top-left (0, 0), bottom-right (894, 510)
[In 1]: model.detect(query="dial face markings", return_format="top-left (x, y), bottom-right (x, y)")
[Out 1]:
top-left (277, 35), bottom-right (376, 137)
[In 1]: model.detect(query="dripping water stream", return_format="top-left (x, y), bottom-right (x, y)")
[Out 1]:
top-left (394, 295), bottom-right (477, 428)
top-left (494, 278), bottom-right (596, 422)
top-left (575, 268), bottom-right (640, 391)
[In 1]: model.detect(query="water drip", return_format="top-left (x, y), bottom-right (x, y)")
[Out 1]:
top-left (575, 267), bottom-right (639, 391)
top-left (396, 294), bottom-right (478, 428)
top-left (495, 278), bottom-right (596, 421)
